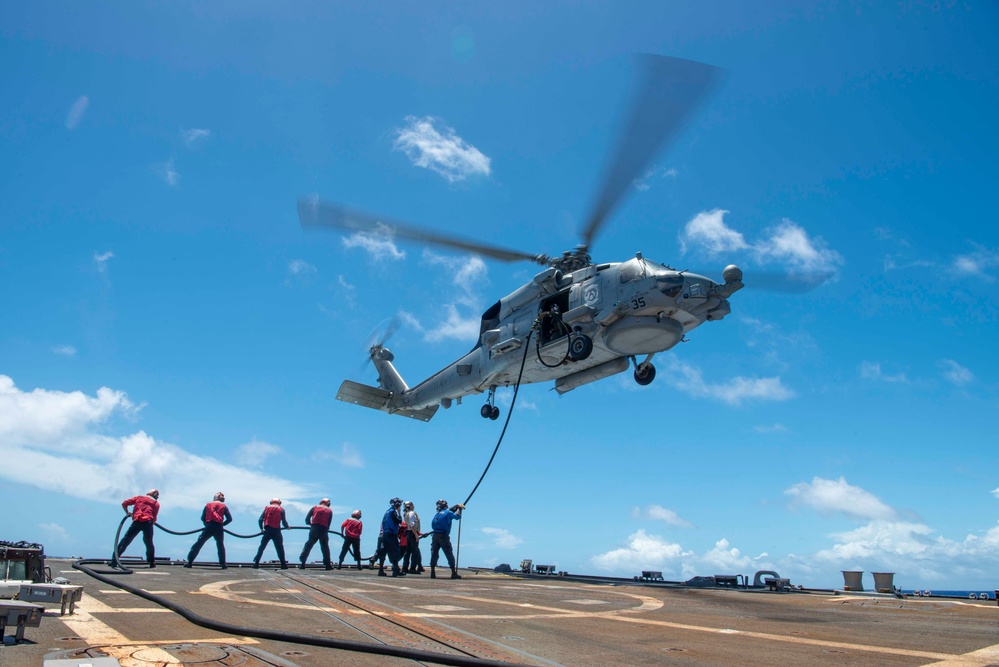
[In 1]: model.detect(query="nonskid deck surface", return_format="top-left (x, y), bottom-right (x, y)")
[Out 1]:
top-left (5, 559), bottom-right (999, 667)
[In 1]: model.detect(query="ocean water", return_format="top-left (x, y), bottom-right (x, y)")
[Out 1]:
top-left (902, 589), bottom-right (995, 600)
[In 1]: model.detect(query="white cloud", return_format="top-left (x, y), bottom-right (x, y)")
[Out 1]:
top-left (679, 209), bottom-right (749, 255)
top-left (286, 259), bottom-right (318, 287)
top-left (591, 529), bottom-right (689, 573)
top-left (950, 246), bottom-right (999, 281)
top-left (481, 527), bottom-right (523, 549)
top-left (52, 345), bottom-right (77, 357)
top-left (315, 442), bottom-right (364, 469)
top-left (155, 159), bottom-right (179, 186)
top-left (754, 423), bottom-right (788, 434)
top-left (756, 219), bottom-right (843, 273)
top-left (342, 223), bottom-right (406, 261)
top-left (939, 359), bottom-right (973, 386)
top-left (236, 439), bottom-right (282, 467)
top-left (424, 303), bottom-right (481, 343)
top-left (785, 476), bottom-right (897, 521)
top-left (633, 165), bottom-right (678, 192)
top-left (644, 504), bottom-right (693, 528)
top-left (39, 522), bottom-right (69, 540)
top-left (65, 96), bottom-right (89, 130)
top-left (394, 116), bottom-right (491, 183)
top-left (663, 358), bottom-right (794, 406)
top-left (0, 375), bottom-right (311, 512)
top-left (859, 361), bottom-right (908, 384)
top-left (680, 211), bottom-right (843, 275)
top-left (94, 251), bottom-right (114, 274)
top-left (413, 251), bottom-right (489, 343)
top-left (181, 128), bottom-right (210, 146)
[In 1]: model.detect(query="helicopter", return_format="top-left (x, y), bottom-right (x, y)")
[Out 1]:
top-left (299, 55), bottom-right (748, 422)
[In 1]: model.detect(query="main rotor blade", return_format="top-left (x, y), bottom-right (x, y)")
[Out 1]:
top-left (580, 55), bottom-right (724, 249)
top-left (748, 270), bottom-right (836, 293)
top-left (299, 198), bottom-right (541, 264)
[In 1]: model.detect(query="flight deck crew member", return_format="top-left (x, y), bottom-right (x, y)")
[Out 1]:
top-left (430, 499), bottom-right (464, 579)
top-left (111, 489), bottom-right (160, 569)
top-left (338, 510), bottom-right (363, 570)
top-left (299, 498), bottom-right (333, 569)
top-left (253, 498), bottom-right (290, 568)
top-left (404, 501), bottom-right (424, 574)
top-left (185, 492), bottom-right (232, 569)
top-left (378, 497), bottom-right (406, 577)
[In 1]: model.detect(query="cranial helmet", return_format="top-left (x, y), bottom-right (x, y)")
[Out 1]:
top-left (320, 498), bottom-right (331, 506)
top-left (404, 501), bottom-right (414, 510)
top-left (436, 499), bottom-right (448, 511)
top-left (270, 498), bottom-right (282, 505)
top-left (214, 492), bottom-right (225, 502)
top-left (351, 510), bottom-right (362, 519)
top-left (147, 489), bottom-right (160, 499)
top-left (390, 497), bottom-right (403, 508)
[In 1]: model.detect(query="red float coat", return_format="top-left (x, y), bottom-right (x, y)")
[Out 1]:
top-left (203, 501), bottom-right (229, 524)
top-left (261, 504), bottom-right (288, 529)
top-left (123, 495), bottom-right (159, 523)
top-left (306, 505), bottom-right (332, 528)
top-left (341, 518), bottom-right (363, 539)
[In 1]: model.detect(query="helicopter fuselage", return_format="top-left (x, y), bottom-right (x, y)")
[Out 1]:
top-left (337, 255), bottom-right (743, 421)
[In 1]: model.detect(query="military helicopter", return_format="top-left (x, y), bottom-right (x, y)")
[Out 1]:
top-left (300, 56), bottom-right (748, 422)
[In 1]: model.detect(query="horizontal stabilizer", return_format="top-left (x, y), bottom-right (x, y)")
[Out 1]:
top-left (336, 380), bottom-right (439, 422)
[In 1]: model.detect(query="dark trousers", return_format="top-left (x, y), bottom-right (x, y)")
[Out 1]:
top-left (254, 526), bottom-right (286, 565)
top-left (338, 536), bottom-right (361, 566)
top-left (430, 532), bottom-right (456, 569)
top-left (188, 522), bottom-right (226, 565)
top-left (379, 533), bottom-right (401, 568)
top-left (300, 525), bottom-right (331, 566)
top-left (407, 533), bottom-right (423, 570)
top-left (115, 520), bottom-right (155, 563)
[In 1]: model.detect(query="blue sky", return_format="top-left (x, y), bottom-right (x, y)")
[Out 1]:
top-left (2, 2), bottom-right (998, 590)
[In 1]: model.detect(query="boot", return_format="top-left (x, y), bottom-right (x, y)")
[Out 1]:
top-left (430, 566), bottom-right (436, 579)
top-left (220, 564), bottom-right (228, 570)
top-left (356, 562), bottom-right (363, 571)
top-left (392, 565), bottom-right (406, 577)
top-left (451, 568), bottom-right (462, 580)
top-left (378, 565), bottom-right (387, 577)
top-left (183, 562), bottom-right (193, 568)
top-left (298, 562), bottom-right (306, 570)
top-left (148, 561), bottom-right (156, 569)
top-left (251, 561), bottom-right (259, 569)
top-left (280, 562), bottom-right (289, 570)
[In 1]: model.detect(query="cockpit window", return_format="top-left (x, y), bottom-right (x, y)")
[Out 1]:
top-left (657, 273), bottom-right (684, 298)
top-left (618, 258), bottom-right (661, 284)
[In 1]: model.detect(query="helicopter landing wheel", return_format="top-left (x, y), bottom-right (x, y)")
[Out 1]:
top-left (490, 406), bottom-right (500, 420)
top-left (634, 362), bottom-right (656, 386)
top-left (568, 334), bottom-right (593, 361)
top-left (480, 404), bottom-right (494, 419)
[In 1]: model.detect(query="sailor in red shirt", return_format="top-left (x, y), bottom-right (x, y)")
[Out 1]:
top-left (185, 492), bottom-right (233, 569)
top-left (111, 489), bottom-right (160, 569)
top-left (253, 498), bottom-right (291, 569)
top-left (299, 498), bottom-right (333, 570)
top-left (338, 510), bottom-right (364, 570)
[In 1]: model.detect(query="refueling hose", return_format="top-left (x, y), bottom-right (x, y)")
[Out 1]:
top-left (78, 324), bottom-right (543, 665)
top-left (71, 558), bottom-right (530, 667)
top-left (455, 324), bottom-right (535, 568)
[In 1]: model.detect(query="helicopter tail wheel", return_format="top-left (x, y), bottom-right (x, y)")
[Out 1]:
top-left (568, 333), bottom-right (593, 361)
top-left (480, 404), bottom-right (494, 419)
top-left (634, 362), bottom-right (656, 386)
top-left (490, 406), bottom-right (500, 420)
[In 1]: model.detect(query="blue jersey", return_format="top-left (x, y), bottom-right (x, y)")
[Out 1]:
top-left (381, 507), bottom-right (401, 535)
top-left (431, 509), bottom-right (460, 535)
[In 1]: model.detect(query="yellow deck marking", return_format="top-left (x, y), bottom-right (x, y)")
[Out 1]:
top-left (920, 642), bottom-right (999, 666)
top-left (195, 576), bottom-right (992, 662)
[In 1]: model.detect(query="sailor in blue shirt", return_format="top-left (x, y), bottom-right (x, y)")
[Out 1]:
top-left (377, 497), bottom-right (406, 577)
top-left (430, 499), bottom-right (465, 580)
